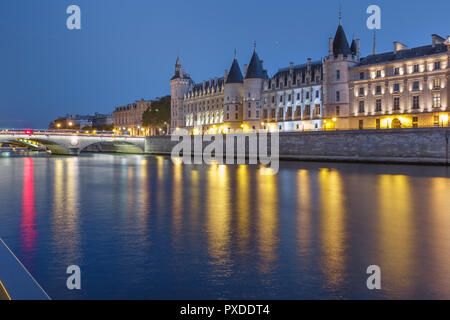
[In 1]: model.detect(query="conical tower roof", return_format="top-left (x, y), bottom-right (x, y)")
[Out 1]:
top-left (245, 50), bottom-right (265, 79)
top-left (333, 25), bottom-right (351, 56)
top-left (350, 39), bottom-right (357, 55)
top-left (226, 58), bottom-right (243, 83)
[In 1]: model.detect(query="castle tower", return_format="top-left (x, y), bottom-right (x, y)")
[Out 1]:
top-left (170, 57), bottom-right (192, 132)
top-left (243, 47), bottom-right (266, 130)
top-left (323, 14), bottom-right (360, 126)
top-left (223, 55), bottom-right (244, 129)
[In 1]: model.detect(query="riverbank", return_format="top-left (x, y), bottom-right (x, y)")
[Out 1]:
top-left (145, 128), bottom-right (450, 165)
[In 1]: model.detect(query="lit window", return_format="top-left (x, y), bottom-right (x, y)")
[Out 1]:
top-left (433, 78), bottom-right (441, 88)
top-left (433, 93), bottom-right (441, 108)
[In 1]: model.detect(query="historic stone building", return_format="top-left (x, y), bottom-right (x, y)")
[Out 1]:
top-left (324, 22), bottom-right (450, 130)
top-left (170, 50), bottom-right (324, 134)
top-left (170, 15), bottom-right (449, 133)
top-left (113, 98), bottom-right (150, 135)
top-left (261, 59), bottom-right (323, 132)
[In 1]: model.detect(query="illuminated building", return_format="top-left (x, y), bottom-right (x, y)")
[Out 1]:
top-left (171, 13), bottom-right (449, 134)
top-left (113, 99), bottom-right (150, 135)
top-left (324, 20), bottom-right (449, 130)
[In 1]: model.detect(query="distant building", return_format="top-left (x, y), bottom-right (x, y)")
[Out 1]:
top-left (113, 99), bottom-right (150, 135)
top-left (92, 113), bottom-right (113, 130)
top-left (49, 113), bottom-right (112, 130)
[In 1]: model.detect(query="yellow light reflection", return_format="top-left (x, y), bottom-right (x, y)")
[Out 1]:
top-left (429, 177), bottom-right (450, 298)
top-left (377, 174), bottom-right (414, 296)
top-left (297, 170), bottom-right (312, 259)
top-left (319, 168), bottom-right (346, 288)
top-left (236, 165), bottom-right (250, 252)
top-left (172, 159), bottom-right (183, 241)
top-left (257, 171), bottom-right (278, 274)
top-left (207, 164), bottom-right (231, 268)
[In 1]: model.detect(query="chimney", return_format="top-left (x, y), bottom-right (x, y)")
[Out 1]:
top-left (214, 76), bottom-right (217, 85)
top-left (260, 60), bottom-right (264, 68)
top-left (393, 41), bottom-right (407, 53)
top-left (307, 58), bottom-right (311, 72)
top-left (244, 64), bottom-right (248, 77)
top-left (289, 62), bottom-right (294, 71)
top-left (356, 39), bottom-right (361, 57)
top-left (224, 69), bottom-right (228, 80)
top-left (329, 38), bottom-right (333, 56)
top-left (432, 34), bottom-right (445, 47)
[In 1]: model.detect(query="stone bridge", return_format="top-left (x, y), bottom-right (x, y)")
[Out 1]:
top-left (0, 131), bottom-right (146, 155)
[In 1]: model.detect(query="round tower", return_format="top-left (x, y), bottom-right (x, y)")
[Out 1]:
top-left (243, 48), bottom-right (266, 131)
top-left (223, 55), bottom-right (244, 131)
top-left (170, 57), bottom-right (192, 132)
top-left (323, 16), bottom-right (359, 128)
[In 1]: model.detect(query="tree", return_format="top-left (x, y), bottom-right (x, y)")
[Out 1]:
top-left (142, 96), bottom-right (171, 130)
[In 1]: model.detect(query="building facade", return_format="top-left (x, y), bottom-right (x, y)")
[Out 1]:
top-left (171, 50), bottom-right (324, 134)
top-left (324, 25), bottom-right (449, 130)
top-left (171, 17), bottom-right (449, 134)
top-left (113, 99), bottom-right (151, 135)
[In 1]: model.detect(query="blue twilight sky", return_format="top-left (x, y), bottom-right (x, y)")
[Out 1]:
top-left (0, 0), bottom-right (448, 128)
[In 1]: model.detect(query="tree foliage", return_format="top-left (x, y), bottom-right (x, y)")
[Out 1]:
top-left (142, 96), bottom-right (171, 128)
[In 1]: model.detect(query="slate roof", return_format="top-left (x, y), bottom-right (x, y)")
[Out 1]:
top-left (226, 58), bottom-right (244, 83)
top-left (187, 78), bottom-right (225, 97)
top-left (350, 39), bottom-right (357, 55)
top-left (245, 51), bottom-right (265, 79)
top-left (333, 25), bottom-right (351, 56)
top-left (357, 43), bottom-right (448, 67)
top-left (273, 61), bottom-right (323, 83)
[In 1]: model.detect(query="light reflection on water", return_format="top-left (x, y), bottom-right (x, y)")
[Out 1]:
top-left (0, 153), bottom-right (449, 299)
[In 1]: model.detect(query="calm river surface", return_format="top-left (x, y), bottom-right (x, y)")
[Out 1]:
top-left (0, 153), bottom-right (450, 299)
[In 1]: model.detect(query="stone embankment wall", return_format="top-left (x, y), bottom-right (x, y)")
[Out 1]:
top-left (145, 128), bottom-right (450, 165)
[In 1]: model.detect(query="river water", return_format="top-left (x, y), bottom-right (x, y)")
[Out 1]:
top-left (0, 153), bottom-right (449, 299)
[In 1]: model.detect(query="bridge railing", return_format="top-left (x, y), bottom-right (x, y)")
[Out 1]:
top-left (0, 129), bottom-right (145, 138)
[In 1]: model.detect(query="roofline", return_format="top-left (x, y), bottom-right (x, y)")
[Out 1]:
top-left (352, 50), bottom-right (448, 69)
